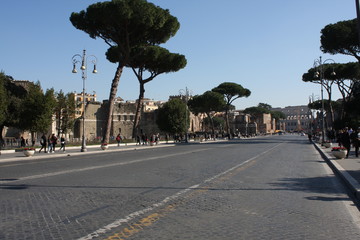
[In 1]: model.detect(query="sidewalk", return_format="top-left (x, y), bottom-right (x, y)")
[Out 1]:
top-left (0, 142), bottom-right (175, 163)
top-left (314, 142), bottom-right (360, 201)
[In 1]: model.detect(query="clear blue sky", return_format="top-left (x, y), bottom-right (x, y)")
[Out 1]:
top-left (0, 0), bottom-right (356, 109)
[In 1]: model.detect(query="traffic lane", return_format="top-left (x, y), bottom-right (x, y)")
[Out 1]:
top-left (0, 139), bottom-right (276, 200)
top-left (112, 136), bottom-right (360, 240)
top-left (0, 138), bottom-right (272, 184)
top-left (0, 138), bottom-right (283, 239)
top-left (76, 140), bottom-right (285, 240)
top-left (0, 144), bottom-right (186, 182)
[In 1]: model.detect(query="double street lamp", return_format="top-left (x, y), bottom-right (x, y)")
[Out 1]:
top-left (72, 49), bottom-right (97, 152)
top-left (313, 56), bottom-right (336, 143)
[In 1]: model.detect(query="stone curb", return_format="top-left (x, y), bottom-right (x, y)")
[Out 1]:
top-left (313, 142), bottom-right (360, 201)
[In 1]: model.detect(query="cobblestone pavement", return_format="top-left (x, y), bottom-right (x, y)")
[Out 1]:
top-left (1, 135), bottom-right (360, 239)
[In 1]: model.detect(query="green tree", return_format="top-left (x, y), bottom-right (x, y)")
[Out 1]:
top-left (212, 82), bottom-right (251, 135)
top-left (320, 19), bottom-right (360, 62)
top-left (107, 45), bottom-right (187, 139)
top-left (243, 106), bottom-right (269, 116)
top-left (258, 103), bottom-right (272, 111)
top-left (303, 62), bottom-right (360, 123)
top-left (344, 82), bottom-right (360, 127)
top-left (70, 0), bottom-right (180, 144)
top-left (302, 63), bottom-right (338, 127)
top-left (0, 74), bottom-right (27, 142)
top-left (156, 98), bottom-right (189, 135)
top-left (20, 82), bottom-right (56, 140)
top-left (308, 99), bottom-right (341, 111)
top-left (188, 91), bottom-right (226, 135)
top-left (256, 103), bottom-right (285, 121)
top-left (270, 111), bottom-right (286, 121)
top-left (203, 116), bottom-right (224, 133)
top-left (55, 91), bottom-right (76, 136)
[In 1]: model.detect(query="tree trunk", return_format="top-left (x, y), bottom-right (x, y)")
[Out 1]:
top-left (225, 108), bottom-right (230, 135)
top-left (31, 131), bottom-right (36, 146)
top-left (103, 63), bottom-right (124, 144)
top-left (132, 83), bottom-right (145, 139)
top-left (207, 112), bottom-right (215, 136)
top-left (326, 87), bottom-right (334, 130)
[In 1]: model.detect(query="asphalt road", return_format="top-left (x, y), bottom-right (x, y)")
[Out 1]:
top-left (1, 135), bottom-right (360, 239)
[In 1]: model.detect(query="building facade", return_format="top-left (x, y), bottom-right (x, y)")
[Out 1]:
top-left (271, 105), bottom-right (312, 132)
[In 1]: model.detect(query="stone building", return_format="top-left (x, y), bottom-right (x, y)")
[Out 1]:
top-left (74, 91), bottom-right (98, 118)
top-left (257, 113), bottom-right (276, 134)
top-left (271, 105), bottom-right (312, 132)
top-left (74, 97), bottom-right (204, 141)
top-left (233, 113), bottom-right (257, 136)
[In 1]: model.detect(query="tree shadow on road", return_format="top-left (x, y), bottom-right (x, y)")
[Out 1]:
top-left (270, 175), bottom-right (359, 206)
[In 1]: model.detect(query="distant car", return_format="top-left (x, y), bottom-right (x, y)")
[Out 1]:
top-left (301, 132), bottom-right (305, 136)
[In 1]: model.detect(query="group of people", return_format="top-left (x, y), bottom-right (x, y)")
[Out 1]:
top-left (38, 133), bottom-right (66, 153)
top-left (337, 127), bottom-right (360, 158)
top-left (136, 133), bottom-right (160, 145)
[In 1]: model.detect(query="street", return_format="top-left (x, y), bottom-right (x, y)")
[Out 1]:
top-left (1, 135), bottom-right (360, 239)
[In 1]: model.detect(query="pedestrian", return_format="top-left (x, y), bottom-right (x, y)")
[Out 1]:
top-left (341, 127), bottom-right (351, 158)
top-left (20, 136), bottom-right (26, 147)
top-left (59, 135), bottom-right (66, 152)
top-left (351, 127), bottom-right (360, 158)
top-left (51, 134), bottom-right (58, 152)
top-left (47, 134), bottom-right (53, 153)
top-left (150, 133), bottom-right (155, 146)
top-left (39, 133), bottom-right (47, 153)
top-left (142, 134), bottom-right (147, 145)
top-left (116, 134), bottom-right (121, 147)
top-left (156, 133), bottom-right (160, 145)
top-left (136, 135), bottom-right (141, 145)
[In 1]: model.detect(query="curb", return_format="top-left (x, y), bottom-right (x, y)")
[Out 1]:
top-left (313, 142), bottom-right (360, 201)
top-left (0, 143), bottom-right (176, 164)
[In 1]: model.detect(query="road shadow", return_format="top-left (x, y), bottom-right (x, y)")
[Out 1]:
top-left (0, 175), bottom-right (344, 195)
top-left (270, 175), bottom-right (360, 207)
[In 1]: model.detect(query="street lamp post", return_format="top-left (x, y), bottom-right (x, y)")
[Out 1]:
top-left (179, 87), bottom-right (192, 143)
top-left (313, 56), bottom-right (336, 144)
top-left (308, 93), bottom-right (319, 137)
top-left (72, 49), bottom-right (97, 152)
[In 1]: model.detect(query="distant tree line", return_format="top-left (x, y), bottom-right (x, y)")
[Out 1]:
top-left (157, 82), bottom-right (253, 137)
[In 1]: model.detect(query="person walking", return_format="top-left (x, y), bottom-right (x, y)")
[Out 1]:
top-left (39, 133), bottom-right (47, 153)
top-left (47, 134), bottom-right (53, 153)
top-left (341, 127), bottom-right (351, 158)
top-left (59, 135), bottom-right (66, 152)
top-left (116, 134), bottom-right (121, 147)
top-left (20, 136), bottom-right (26, 147)
top-left (136, 135), bottom-right (141, 145)
top-left (51, 134), bottom-right (58, 152)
